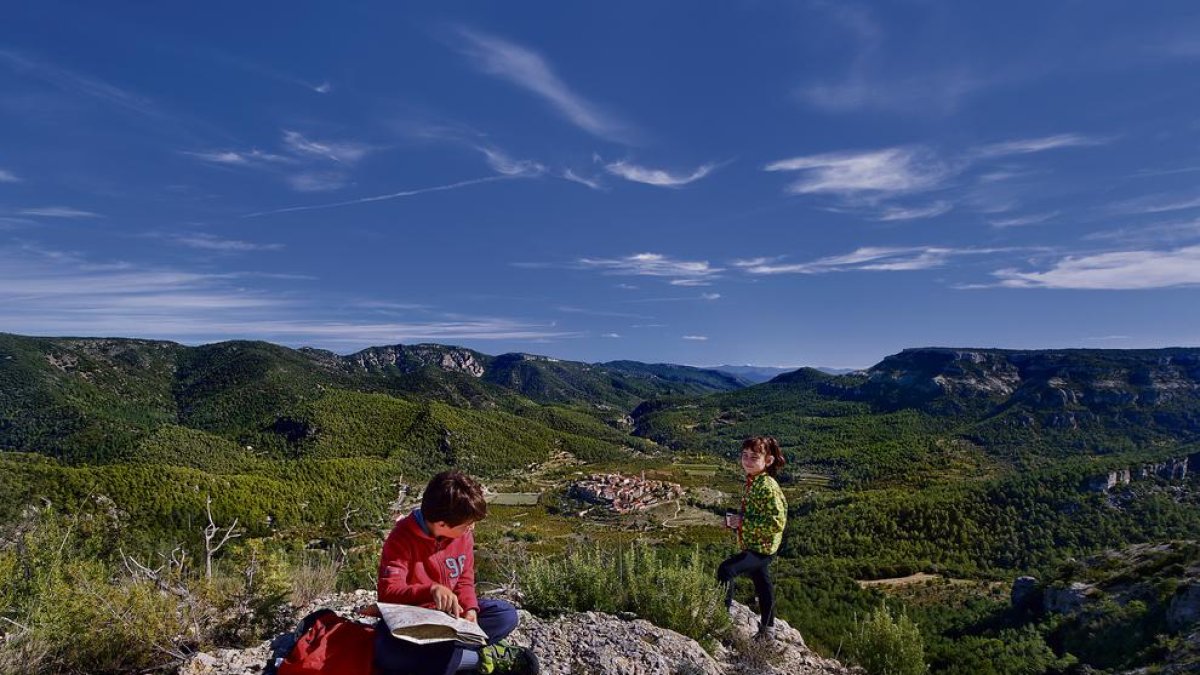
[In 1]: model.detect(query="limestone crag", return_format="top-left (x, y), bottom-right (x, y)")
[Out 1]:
top-left (1043, 582), bottom-right (1095, 615)
top-left (1169, 582), bottom-right (1200, 631)
top-left (851, 348), bottom-right (1200, 420)
top-left (344, 344), bottom-right (487, 378)
top-left (1084, 454), bottom-right (1197, 493)
top-left (179, 593), bottom-right (855, 675)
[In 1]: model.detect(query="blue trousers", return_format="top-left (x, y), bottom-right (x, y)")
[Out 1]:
top-left (374, 598), bottom-right (519, 675)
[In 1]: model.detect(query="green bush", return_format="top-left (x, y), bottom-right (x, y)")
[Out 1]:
top-left (520, 544), bottom-right (730, 645)
top-left (848, 604), bottom-right (928, 675)
top-left (0, 504), bottom-right (297, 673)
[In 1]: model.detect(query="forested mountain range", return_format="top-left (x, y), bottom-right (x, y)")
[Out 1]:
top-left (634, 347), bottom-right (1200, 482)
top-left (4, 333), bottom-right (1200, 673)
top-left (0, 332), bottom-right (745, 465)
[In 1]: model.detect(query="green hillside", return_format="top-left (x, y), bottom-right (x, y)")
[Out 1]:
top-left (0, 333), bottom-right (732, 465)
top-left (3, 335), bottom-right (1200, 673)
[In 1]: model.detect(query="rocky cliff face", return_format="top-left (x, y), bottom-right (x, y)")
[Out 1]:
top-left (1084, 453), bottom-right (1199, 492)
top-left (843, 348), bottom-right (1200, 444)
top-left (860, 348), bottom-right (1200, 410)
top-left (343, 344), bottom-right (489, 377)
top-left (179, 593), bottom-right (855, 675)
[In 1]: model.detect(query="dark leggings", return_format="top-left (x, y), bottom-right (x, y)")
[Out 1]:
top-left (717, 550), bottom-right (775, 628)
top-left (373, 598), bottom-right (518, 675)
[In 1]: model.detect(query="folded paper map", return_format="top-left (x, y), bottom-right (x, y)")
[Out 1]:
top-left (376, 602), bottom-right (489, 646)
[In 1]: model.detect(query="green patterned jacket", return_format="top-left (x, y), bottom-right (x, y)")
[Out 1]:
top-left (739, 473), bottom-right (787, 555)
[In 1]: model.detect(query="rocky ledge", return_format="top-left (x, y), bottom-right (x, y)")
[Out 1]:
top-left (181, 592), bottom-right (855, 675)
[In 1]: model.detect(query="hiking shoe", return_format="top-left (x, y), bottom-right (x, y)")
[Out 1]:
top-left (754, 625), bottom-right (775, 642)
top-left (478, 640), bottom-right (540, 675)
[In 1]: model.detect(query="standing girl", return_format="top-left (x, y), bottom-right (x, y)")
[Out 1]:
top-left (718, 436), bottom-right (788, 639)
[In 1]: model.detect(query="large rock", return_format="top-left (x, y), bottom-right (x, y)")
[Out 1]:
top-left (1168, 582), bottom-right (1200, 632)
top-left (179, 594), bottom-right (856, 675)
top-left (1043, 582), bottom-right (1094, 615)
top-left (1010, 576), bottom-right (1040, 612)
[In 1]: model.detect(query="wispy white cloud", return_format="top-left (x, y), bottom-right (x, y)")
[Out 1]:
top-left (0, 217), bottom-right (36, 229)
top-left (169, 233), bottom-right (285, 252)
top-left (0, 246), bottom-right (575, 345)
top-left (765, 134), bottom-right (1103, 205)
top-left (734, 246), bottom-right (1001, 274)
top-left (1110, 194), bottom-right (1200, 216)
top-left (682, 335), bottom-right (708, 341)
top-left (795, 3), bottom-right (985, 115)
top-left (195, 46), bottom-right (333, 95)
top-left (188, 131), bottom-right (373, 193)
top-left (604, 160), bottom-right (717, 187)
top-left (602, 333), bottom-right (621, 338)
top-left (555, 306), bottom-right (653, 320)
top-left (287, 171), bottom-right (350, 193)
top-left (0, 48), bottom-right (162, 119)
top-left (876, 201), bottom-right (952, 221)
top-left (455, 27), bottom-right (629, 142)
top-left (802, 69), bottom-right (984, 116)
top-left (990, 211), bottom-right (1059, 228)
top-left (700, 292), bottom-right (721, 300)
top-left (19, 206), bottom-right (102, 218)
top-left (1084, 218), bottom-right (1200, 245)
top-left (0, 168), bottom-right (21, 183)
top-left (562, 169), bottom-right (603, 190)
top-left (994, 245), bottom-right (1200, 290)
top-left (183, 149), bottom-right (294, 166)
top-left (764, 147), bottom-right (951, 197)
top-left (478, 146), bottom-right (545, 177)
top-left (282, 130), bottom-right (371, 165)
top-left (1130, 165), bottom-right (1200, 179)
top-left (244, 175), bottom-right (514, 217)
top-left (577, 253), bottom-right (722, 285)
top-left (973, 133), bottom-right (1109, 158)
top-left (730, 256), bottom-right (778, 268)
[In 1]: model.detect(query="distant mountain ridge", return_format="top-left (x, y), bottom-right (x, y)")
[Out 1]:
top-left (0, 333), bottom-right (746, 464)
top-left (633, 346), bottom-right (1200, 472)
top-left (712, 364), bottom-right (859, 383)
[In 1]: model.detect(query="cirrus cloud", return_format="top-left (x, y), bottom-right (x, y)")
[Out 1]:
top-left (994, 245), bottom-right (1200, 289)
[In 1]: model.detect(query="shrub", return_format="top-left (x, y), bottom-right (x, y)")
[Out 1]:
top-left (0, 504), bottom-right (296, 673)
top-left (520, 543), bottom-right (730, 645)
top-left (207, 540), bottom-right (292, 646)
top-left (290, 551), bottom-right (342, 607)
top-left (847, 604), bottom-right (927, 675)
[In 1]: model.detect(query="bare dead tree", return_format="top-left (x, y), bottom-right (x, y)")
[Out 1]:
top-left (203, 494), bottom-right (241, 579)
top-left (120, 548), bottom-right (190, 600)
top-left (342, 502), bottom-right (361, 536)
top-left (389, 476), bottom-right (414, 521)
top-left (120, 547), bottom-right (205, 645)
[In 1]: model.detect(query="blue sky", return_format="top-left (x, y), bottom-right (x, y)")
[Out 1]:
top-left (3, 2), bottom-right (1200, 368)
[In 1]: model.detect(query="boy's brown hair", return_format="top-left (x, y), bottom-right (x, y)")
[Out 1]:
top-left (421, 470), bottom-right (488, 526)
top-left (742, 436), bottom-right (786, 477)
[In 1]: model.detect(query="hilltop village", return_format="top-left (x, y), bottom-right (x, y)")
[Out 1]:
top-left (569, 472), bottom-right (686, 514)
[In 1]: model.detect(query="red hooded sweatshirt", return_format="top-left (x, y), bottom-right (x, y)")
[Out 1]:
top-left (377, 510), bottom-right (478, 614)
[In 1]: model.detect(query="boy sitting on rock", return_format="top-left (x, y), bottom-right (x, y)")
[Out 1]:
top-left (376, 470), bottom-right (539, 675)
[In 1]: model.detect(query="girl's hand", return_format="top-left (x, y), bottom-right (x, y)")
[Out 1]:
top-left (463, 609), bottom-right (478, 623)
top-left (725, 514), bottom-right (743, 529)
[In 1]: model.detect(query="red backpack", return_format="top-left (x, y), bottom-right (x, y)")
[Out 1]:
top-left (266, 609), bottom-right (378, 675)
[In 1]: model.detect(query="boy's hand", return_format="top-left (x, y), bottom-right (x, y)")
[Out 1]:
top-left (463, 609), bottom-right (478, 623)
top-left (431, 584), bottom-right (462, 617)
top-left (725, 514), bottom-right (743, 529)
